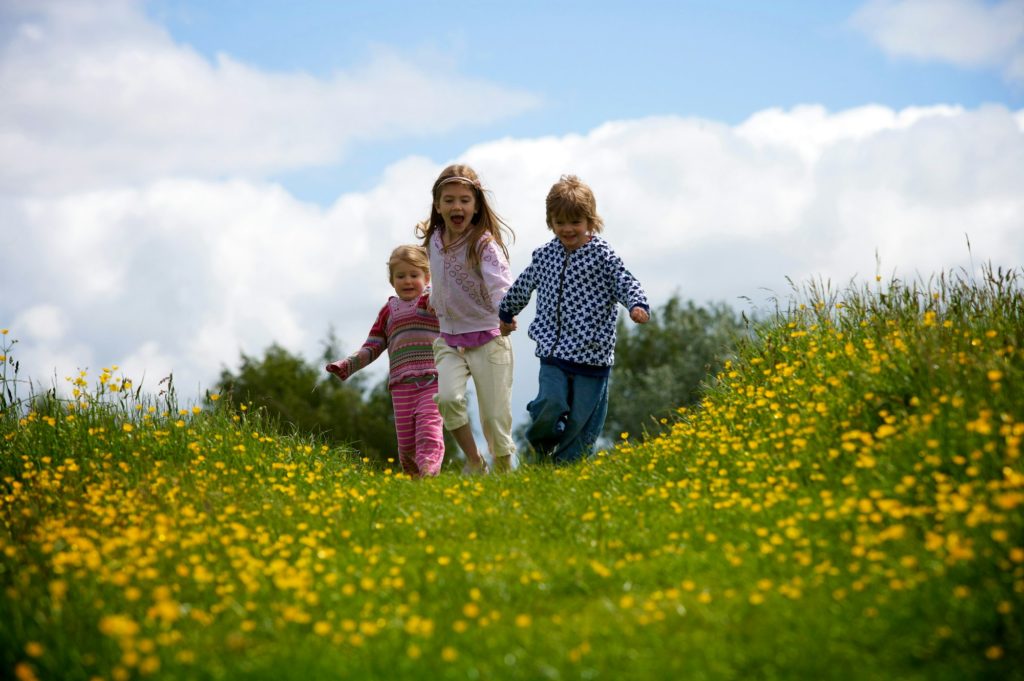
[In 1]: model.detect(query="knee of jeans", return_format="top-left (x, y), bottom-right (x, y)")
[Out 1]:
top-left (527, 397), bottom-right (565, 429)
top-left (526, 415), bottom-right (562, 449)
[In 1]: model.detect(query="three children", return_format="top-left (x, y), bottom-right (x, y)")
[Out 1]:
top-left (328, 169), bottom-right (648, 473)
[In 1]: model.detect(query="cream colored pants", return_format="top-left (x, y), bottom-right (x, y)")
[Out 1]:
top-left (432, 335), bottom-right (516, 461)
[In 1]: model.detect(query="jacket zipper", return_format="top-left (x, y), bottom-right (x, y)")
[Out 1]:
top-left (551, 249), bottom-right (571, 354)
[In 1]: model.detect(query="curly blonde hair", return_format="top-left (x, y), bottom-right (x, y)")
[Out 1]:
top-left (387, 244), bottom-right (430, 283)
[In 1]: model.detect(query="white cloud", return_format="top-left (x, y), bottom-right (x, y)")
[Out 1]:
top-left (0, 1), bottom-right (539, 195)
top-left (4, 104), bottom-right (1021, 422)
top-left (117, 340), bottom-right (174, 392)
top-left (1, 3), bottom-right (1021, 427)
top-left (852, 0), bottom-right (1024, 82)
top-left (13, 304), bottom-right (67, 341)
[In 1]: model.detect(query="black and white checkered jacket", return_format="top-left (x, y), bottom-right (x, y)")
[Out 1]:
top-left (498, 236), bottom-right (649, 367)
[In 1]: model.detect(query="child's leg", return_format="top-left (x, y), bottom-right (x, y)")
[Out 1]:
top-left (551, 374), bottom-right (609, 465)
top-left (432, 337), bottom-right (472, 431)
top-left (465, 336), bottom-right (516, 468)
top-left (413, 380), bottom-right (445, 476)
top-left (432, 337), bottom-right (486, 470)
top-left (525, 363), bottom-right (571, 459)
top-left (391, 385), bottom-right (421, 476)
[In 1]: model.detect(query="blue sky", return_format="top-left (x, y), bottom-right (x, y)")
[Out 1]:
top-left (145, 0), bottom-right (1021, 201)
top-left (2, 0), bottom-right (1023, 446)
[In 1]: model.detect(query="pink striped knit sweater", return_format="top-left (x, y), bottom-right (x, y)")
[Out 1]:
top-left (337, 293), bottom-right (439, 387)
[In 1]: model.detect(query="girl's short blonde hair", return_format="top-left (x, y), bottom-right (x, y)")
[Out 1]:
top-left (387, 244), bottom-right (430, 283)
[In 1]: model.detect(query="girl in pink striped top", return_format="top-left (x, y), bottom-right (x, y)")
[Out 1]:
top-left (417, 164), bottom-right (517, 474)
top-left (326, 245), bottom-right (444, 477)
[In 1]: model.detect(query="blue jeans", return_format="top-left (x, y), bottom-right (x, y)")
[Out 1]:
top-left (526, 363), bottom-right (609, 465)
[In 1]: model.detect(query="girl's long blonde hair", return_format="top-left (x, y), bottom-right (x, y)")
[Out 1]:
top-left (416, 164), bottom-right (513, 274)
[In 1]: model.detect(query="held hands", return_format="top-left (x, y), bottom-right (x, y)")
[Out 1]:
top-left (630, 307), bottom-right (650, 324)
top-left (500, 318), bottom-right (517, 336)
top-left (325, 360), bottom-right (351, 381)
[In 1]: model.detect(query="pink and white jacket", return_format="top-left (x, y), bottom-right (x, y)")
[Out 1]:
top-left (427, 230), bottom-right (512, 335)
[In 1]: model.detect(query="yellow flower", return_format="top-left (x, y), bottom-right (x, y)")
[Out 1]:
top-left (122, 423), bottom-right (134, 433)
top-left (875, 424), bottom-right (897, 439)
top-left (24, 642), bottom-right (45, 658)
top-left (13, 663), bottom-right (37, 681)
top-left (441, 646), bottom-right (458, 662)
top-left (49, 579), bottom-right (68, 601)
top-left (100, 614), bottom-right (140, 638)
top-left (139, 656), bottom-right (161, 675)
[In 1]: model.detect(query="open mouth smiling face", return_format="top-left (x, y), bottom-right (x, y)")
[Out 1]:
top-left (436, 183), bottom-right (477, 240)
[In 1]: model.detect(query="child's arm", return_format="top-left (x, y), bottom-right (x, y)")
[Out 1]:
top-left (608, 251), bottom-right (650, 324)
top-left (325, 303), bottom-right (390, 380)
top-left (498, 258), bottom-right (539, 334)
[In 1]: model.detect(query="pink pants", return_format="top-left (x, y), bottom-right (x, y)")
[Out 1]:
top-left (391, 378), bottom-right (445, 477)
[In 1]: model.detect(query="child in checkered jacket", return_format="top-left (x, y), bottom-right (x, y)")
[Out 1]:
top-left (499, 175), bottom-right (649, 464)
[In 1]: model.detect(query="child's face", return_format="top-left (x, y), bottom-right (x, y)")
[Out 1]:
top-left (435, 183), bottom-right (477, 238)
top-left (391, 263), bottom-right (429, 301)
top-left (551, 215), bottom-right (592, 252)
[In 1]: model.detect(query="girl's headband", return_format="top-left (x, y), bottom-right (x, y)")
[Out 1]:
top-left (437, 176), bottom-right (481, 189)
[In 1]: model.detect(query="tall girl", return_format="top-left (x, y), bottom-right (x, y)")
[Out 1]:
top-left (417, 164), bottom-right (516, 473)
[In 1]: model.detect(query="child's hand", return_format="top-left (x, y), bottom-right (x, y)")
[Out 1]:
top-left (500, 319), bottom-right (517, 335)
top-left (630, 307), bottom-right (650, 324)
top-left (325, 360), bottom-right (350, 380)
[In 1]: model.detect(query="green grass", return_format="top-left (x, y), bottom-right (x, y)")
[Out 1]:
top-left (1, 265), bottom-right (1022, 680)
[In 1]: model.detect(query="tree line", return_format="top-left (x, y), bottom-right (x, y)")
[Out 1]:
top-left (216, 295), bottom-right (747, 464)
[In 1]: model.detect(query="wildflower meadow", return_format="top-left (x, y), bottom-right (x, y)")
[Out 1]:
top-left (2, 266), bottom-right (1022, 680)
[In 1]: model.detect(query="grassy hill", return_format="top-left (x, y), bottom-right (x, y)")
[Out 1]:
top-left (2, 267), bottom-right (1021, 680)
